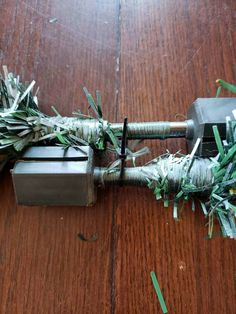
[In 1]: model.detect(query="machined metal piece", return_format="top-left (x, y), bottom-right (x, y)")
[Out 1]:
top-left (41, 98), bottom-right (235, 157)
top-left (12, 146), bottom-right (213, 206)
top-left (187, 98), bottom-right (236, 156)
top-left (12, 146), bottom-right (96, 206)
top-left (111, 121), bottom-right (189, 139)
top-left (112, 98), bottom-right (236, 156)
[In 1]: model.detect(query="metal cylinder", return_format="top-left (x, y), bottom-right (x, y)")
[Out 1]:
top-left (45, 117), bottom-right (192, 142)
top-left (111, 121), bottom-right (190, 139)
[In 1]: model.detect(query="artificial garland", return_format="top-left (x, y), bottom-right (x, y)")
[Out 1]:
top-left (0, 66), bottom-right (122, 154)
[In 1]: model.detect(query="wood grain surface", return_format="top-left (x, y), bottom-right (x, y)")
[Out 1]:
top-left (0, 0), bottom-right (236, 313)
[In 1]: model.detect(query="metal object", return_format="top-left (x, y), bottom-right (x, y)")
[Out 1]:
top-left (187, 98), bottom-right (236, 156)
top-left (12, 146), bottom-right (96, 206)
top-left (112, 98), bottom-right (236, 156)
top-left (111, 121), bottom-right (188, 139)
top-left (15, 97), bottom-right (232, 158)
top-left (9, 98), bottom-right (236, 205)
top-left (12, 146), bottom-right (213, 206)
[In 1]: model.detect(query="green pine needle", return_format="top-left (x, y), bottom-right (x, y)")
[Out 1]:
top-left (150, 271), bottom-right (168, 314)
top-left (216, 79), bottom-right (236, 94)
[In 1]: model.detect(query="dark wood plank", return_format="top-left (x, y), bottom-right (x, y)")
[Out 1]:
top-left (0, 0), bottom-right (119, 313)
top-left (115, 1), bottom-right (236, 313)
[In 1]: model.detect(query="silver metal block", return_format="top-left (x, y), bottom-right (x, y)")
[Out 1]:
top-left (187, 98), bottom-right (236, 156)
top-left (12, 146), bottom-right (96, 206)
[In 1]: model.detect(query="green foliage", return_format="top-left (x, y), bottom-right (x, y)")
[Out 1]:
top-left (0, 66), bottom-right (146, 167)
top-left (0, 67), bottom-right (121, 154)
top-left (83, 87), bottom-right (103, 119)
top-left (150, 271), bottom-right (168, 314)
top-left (146, 122), bottom-right (236, 239)
top-left (216, 79), bottom-right (236, 96)
top-left (145, 79), bottom-right (236, 239)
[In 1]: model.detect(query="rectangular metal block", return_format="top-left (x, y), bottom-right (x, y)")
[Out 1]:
top-left (12, 146), bottom-right (96, 206)
top-left (187, 98), bottom-right (236, 156)
top-left (22, 146), bottom-right (89, 160)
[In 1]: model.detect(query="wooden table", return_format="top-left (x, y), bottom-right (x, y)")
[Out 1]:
top-left (0, 1), bottom-right (235, 313)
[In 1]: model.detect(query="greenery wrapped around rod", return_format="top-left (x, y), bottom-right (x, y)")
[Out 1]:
top-left (145, 79), bottom-right (236, 239)
top-left (0, 66), bottom-right (124, 155)
top-left (0, 66), bottom-right (236, 239)
top-left (144, 134), bottom-right (236, 239)
top-left (103, 125), bottom-right (236, 239)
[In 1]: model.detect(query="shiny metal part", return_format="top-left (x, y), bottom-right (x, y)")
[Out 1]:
top-left (12, 146), bottom-right (96, 206)
top-left (111, 121), bottom-right (188, 139)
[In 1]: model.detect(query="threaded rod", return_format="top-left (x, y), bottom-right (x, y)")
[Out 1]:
top-left (111, 121), bottom-right (191, 139)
